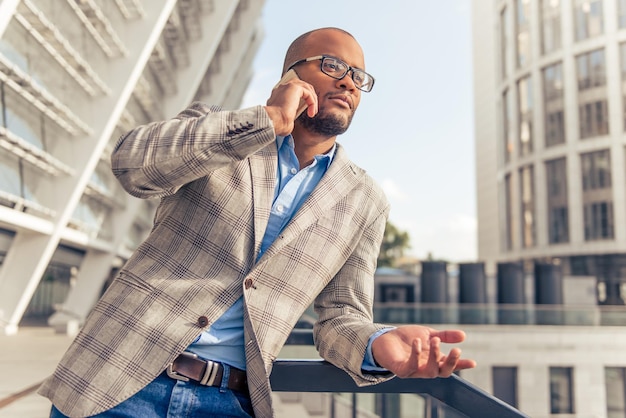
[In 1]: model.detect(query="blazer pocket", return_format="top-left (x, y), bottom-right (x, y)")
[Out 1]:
top-left (114, 271), bottom-right (155, 293)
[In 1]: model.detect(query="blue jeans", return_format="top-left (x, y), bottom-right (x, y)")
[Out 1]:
top-left (50, 364), bottom-right (254, 417)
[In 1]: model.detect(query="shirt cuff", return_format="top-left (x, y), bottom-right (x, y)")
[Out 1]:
top-left (361, 327), bottom-right (396, 372)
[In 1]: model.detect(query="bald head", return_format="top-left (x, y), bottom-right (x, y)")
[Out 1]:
top-left (282, 27), bottom-right (360, 74)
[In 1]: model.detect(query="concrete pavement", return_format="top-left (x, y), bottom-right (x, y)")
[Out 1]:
top-left (0, 325), bottom-right (73, 418)
top-left (0, 325), bottom-right (322, 418)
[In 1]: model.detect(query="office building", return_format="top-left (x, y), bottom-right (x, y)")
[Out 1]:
top-left (470, 0), bottom-right (626, 416)
top-left (0, 0), bottom-right (265, 335)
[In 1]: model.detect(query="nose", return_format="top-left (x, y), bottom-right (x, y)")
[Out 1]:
top-left (336, 70), bottom-right (357, 91)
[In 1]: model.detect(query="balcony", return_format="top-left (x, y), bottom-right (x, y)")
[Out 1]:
top-left (113, 0), bottom-right (145, 20)
top-left (0, 52), bottom-right (91, 136)
top-left (0, 126), bottom-right (74, 176)
top-left (65, 0), bottom-right (128, 58)
top-left (14, 0), bottom-right (110, 96)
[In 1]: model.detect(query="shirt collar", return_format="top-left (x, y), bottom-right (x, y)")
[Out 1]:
top-left (276, 135), bottom-right (336, 169)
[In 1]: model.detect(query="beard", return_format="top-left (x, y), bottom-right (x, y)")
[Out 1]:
top-left (296, 106), bottom-right (354, 137)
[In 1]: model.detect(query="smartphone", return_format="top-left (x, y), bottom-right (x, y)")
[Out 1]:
top-left (273, 69), bottom-right (307, 117)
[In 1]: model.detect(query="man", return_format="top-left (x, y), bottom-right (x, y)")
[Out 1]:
top-left (40, 27), bottom-right (476, 417)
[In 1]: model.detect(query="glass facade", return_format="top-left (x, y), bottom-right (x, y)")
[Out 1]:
top-left (550, 367), bottom-right (574, 413)
top-left (519, 165), bottom-right (535, 248)
top-left (503, 89), bottom-right (513, 162)
top-left (577, 48), bottom-right (609, 139)
top-left (543, 62), bottom-right (565, 147)
top-left (476, 1), bottom-right (626, 414)
top-left (518, 76), bottom-right (533, 156)
top-left (546, 158), bottom-right (569, 244)
top-left (493, 366), bottom-right (518, 408)
top-left (516, 0), bottom-right (531, 68)
top-left (505, 173), bottom-right (515, 250)
top-left (621, 43), bottom-right (626, 131)
top-left (574, 0), bottom-right (604, 41)
top-left (606, 367), bottom-right (626, 418)
top-left (541, 0), bottom-right (561, 54)
top-left (501, 6), bottom-right (511, 79)
top-left (620, 0), bottom-right (626, 28)
top-left (581, 149), bottom-right (614, 240)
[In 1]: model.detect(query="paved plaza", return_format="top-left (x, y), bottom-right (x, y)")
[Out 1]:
top-left (0, 325), bottom-right (73, 418)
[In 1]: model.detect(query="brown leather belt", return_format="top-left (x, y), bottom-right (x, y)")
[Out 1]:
top-left (166, 352), bottom-right (248, 394)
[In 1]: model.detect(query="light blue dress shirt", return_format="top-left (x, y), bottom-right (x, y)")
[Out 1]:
top-left (188, 136), bottom-right (388, 372)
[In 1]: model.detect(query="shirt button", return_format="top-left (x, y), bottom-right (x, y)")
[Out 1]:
top-left (197, 316), bottom-right (209, 327)
top-left (290, 168), bottom-right (297, 174)
top-left (276, 204), bottom-right (283, 212)
top-left (245, 278), bottom-right (253, 289)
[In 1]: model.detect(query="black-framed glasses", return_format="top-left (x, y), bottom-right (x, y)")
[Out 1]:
top-left (286, 55), bottom-right (375, 93)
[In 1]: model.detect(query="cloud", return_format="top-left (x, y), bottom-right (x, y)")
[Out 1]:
top-left (381, 178), bottom-right (409, 202)
top-left (393, 213), bottom-right (477, 262)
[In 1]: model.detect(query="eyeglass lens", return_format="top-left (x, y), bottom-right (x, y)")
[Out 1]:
top-left (321, 57), bottom-right (373, 92)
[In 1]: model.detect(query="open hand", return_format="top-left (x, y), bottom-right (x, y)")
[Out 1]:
top-left (371, 325), bottom-right (477, 378)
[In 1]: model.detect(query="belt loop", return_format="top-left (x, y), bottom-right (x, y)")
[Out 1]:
top-left (219, 363), bottom-right (231, 393)
top-left (199, 360), bottom-right (219, 386)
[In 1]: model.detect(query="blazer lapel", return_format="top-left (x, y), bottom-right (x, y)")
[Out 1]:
top-left (263, 143), bottom-right (361, 257)
top-left (249, 143), bottom-right (278, 259)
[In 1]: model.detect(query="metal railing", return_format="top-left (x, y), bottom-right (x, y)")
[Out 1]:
top-left (373, 302), bottom-right (626, 327)
top-left (274, 330), bottom-right (529, 418)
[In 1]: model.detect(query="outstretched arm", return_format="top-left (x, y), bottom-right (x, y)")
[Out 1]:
top-left (371, 325), bottom-right (477, 378)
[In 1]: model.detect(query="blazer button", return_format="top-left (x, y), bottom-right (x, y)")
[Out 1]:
top-left (197, 316), bottom-right (209, 327)
top-left (244, 278), bottom-right (253, 289)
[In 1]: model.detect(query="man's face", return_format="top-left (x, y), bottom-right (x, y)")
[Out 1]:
top-left (292, 30), bottom-right (365, 136)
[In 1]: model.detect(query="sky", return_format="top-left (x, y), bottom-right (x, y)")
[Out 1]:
top-left (242, 0), bottom-right (476, 263)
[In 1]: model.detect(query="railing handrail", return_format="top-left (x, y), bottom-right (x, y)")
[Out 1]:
top-left (270, 359), bottom-right (529, 418)
top-left (372, 302), bottom-right (626, 327)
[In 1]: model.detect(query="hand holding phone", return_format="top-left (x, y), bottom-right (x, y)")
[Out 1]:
top-left (272, 69), bottom-right (308, 118)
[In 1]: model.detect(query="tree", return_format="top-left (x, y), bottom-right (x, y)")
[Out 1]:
top-left (377, 221), bottom-right (411, 267)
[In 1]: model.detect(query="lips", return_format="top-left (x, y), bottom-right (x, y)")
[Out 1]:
top-left (328, 94), bottom-right (353, 109)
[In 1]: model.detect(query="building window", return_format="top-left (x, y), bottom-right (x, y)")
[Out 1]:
top-left (577, 49), bottom-right (609, 139)
top-left (574, 0), bottom-right (604, 41)
top-left (518, 76), bottom-right (533, 156)
top-left (579, 100), bottom-right (609, 138)
top-left (541, 0), bottom-right (562, 54)
top-left (581, 149), bottom-right (614, 240)
top-left (516, 0), bottom-right (531, 68)
top-left (620, 0), bottom-right (626, 28)
top-left (606, 367), bottom-right (626, 418)
top-left (493, 367), bottom-right (518, 408)
top-left (519, 165), bottom-right (535, 248)
top-left (505, 174), bottom-right (514, 251)
top-left (546, 158), bottom-right (569, 244)
top-left (577, 48), bottom-right (606, 90)
top-left (503, 89), bottom-right (513, 162)
top-left (584, 201), bottom-right (614, 240)
top-left (550, 367), bottom-right (574, 414)
top-left (543, 62), bottom-right (565, 147)
top-left (581, 149), bottom-right (611, 191)
top-left (620, 43), bottom-right (626, 131)
top-left (380, 284), bottom-right (414, 303)
top-left (501, 6), bottom-right (511, 79)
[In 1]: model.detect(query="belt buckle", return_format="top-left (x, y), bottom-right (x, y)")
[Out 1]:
top-left (166, 351), bottom-right (220, 387)
top-left (166, 351), bottom-right (197, 382)
top-left (199, 359), bottom-right (220, 386)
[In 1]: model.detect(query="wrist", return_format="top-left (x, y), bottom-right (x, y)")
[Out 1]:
top-left (263, 106), bottom-right (291, 136)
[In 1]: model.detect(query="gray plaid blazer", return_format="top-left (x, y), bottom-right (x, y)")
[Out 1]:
top-left (39, 103), bottom-right (392, 417)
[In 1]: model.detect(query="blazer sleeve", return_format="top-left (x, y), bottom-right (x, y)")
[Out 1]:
top-left (313, 199), bottom-right (395, 386)
top-left (111, 102), bottom-right (276, 199)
